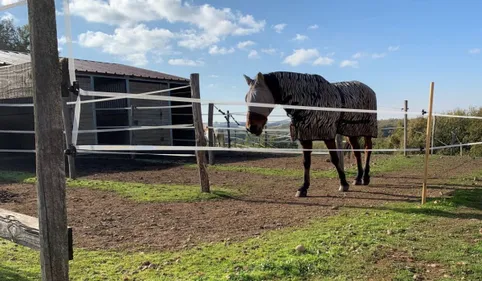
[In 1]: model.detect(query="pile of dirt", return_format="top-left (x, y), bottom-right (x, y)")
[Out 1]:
top-left (0, 190), bottom-right (19, 203)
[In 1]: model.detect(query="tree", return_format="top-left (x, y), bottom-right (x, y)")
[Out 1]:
top-left (0, 17), bottom-right (30, 52)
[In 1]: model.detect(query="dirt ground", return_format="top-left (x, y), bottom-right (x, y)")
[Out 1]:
top-left (0, 153), bottom-right (480, 253)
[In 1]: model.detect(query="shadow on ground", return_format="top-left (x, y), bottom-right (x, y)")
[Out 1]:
top-left (0, 152), bottom-right (297, 178)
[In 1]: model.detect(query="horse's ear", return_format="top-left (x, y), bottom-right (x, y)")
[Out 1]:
top-left (256, 72), bottom-right (264, 82)
top-left (243, 74), bottom-right (253, 85)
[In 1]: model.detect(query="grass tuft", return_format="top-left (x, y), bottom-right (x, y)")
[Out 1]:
top-left (0, 170), bottom-right (239, 203)
top-left (186, 155), bottom-right (423, 179)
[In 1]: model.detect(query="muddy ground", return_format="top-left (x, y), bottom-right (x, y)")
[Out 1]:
top-left (0, 153), bottom-right (480, 253)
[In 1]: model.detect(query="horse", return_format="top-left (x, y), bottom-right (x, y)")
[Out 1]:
top-left (243, 71), bottom-right (378, 197)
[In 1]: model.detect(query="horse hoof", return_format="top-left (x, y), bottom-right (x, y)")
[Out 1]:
top-left (295, 190), bottom-right (307, 197)
top-left (353, 179), bottom-right (363, 185)
top-left (339, 185), bottom-right (349, 192)
top-left (363, 177), bottom-right (370, 185)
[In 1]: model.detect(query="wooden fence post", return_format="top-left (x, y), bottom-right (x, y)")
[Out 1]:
top-left (226, 110), bottom-right (231, 148)
top-left (60, 58), bottom-right (76, 179)
top-left (421, 82), bottom-right (435, 205)
top-left (190, 73), bottom-right (210, 192)
top-left (207, 103), bottom-right (215, 165)
top-left (403, 100), bottom-right (408, 156)
top-left (27, 0), bottom-right (70, 280)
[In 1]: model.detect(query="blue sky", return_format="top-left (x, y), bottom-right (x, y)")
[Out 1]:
top-left (3, 0), bottom-right (482, 124)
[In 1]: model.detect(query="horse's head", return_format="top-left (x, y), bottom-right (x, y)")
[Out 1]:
top-left (243, 72), bottom-right (275, 136)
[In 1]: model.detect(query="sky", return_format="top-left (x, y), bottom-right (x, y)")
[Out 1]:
top-left (2, 0), bottom-right (482, 125)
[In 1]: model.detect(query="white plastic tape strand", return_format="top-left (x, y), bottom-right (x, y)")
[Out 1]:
top-left (430, 141), bottom-right (482, 151)
top-left (0, 103), bottom-right (34, 107)
top-left (77, 124), bottom-right (194, 134)
top-left (62, 0), bottom-right (76, 83)
top-left (77, 150), bottom-right (195, 157)
top-left (0, 149), bottom-right (36, 153)
top-left (432, 113), bottom-right (482, 120)
top-left (208, 126), bottom-right (290, 133)
top-left (135, 105), bottom-right (193, 110)
top-left (0, 0), bottom-right (26, 11)
top-left (0, 130), bottom-right (35, 134)
top-left (71, 95), bottom-right (81, 145)
top-left (78, 89), bottom-right (422, 116)
top-left (75, 144), bottom-right (422, 154)
top-left (75, 85), bottom-right (191, 105)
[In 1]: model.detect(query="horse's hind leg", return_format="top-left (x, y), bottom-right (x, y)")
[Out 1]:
top-left (347, 136), bottom-right (364, 185)
top-left (324, 139), bottom-right (350, 192)
top-left (363, 136), bottom-right (373, 185)
top-left (296, 140), bottom-right (312, 197)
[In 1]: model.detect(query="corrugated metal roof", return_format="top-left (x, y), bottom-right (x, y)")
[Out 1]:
top-left (0, 50), bottom-right (189, 82)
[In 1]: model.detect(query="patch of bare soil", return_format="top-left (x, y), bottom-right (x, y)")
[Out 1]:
top-left (0, 189), bottom-right (20, 203)
top-left (0, 155), bottom-right (480, 253)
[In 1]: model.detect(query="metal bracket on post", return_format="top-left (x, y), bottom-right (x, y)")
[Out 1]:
top-left (68, 81), bottom-right (79, 96)
top-left (64, 144), bottom-right (77, 158)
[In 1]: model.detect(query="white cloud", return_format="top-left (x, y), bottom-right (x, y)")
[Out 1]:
top-left (58, 36), bottom-right (67, 45)
top-left (208, 45), bottom-right (235, 55)
top-left (70, 0), bottom-right (266, 59)
top-left (388, 45), bottom-right (400, 52)
top-left (208, 83), bottom-right (216, 88)
top-left (237, 40), bottom-right (255, 49)
top-left (261, 48), bottom-right (277, 55)
top-left (469, 48), bottom-right (480, 54)
top-left (248, 50), bottom-right (260, 59)
top-left (168, 58), bottom-right (204, 66)
top-left (1, 0), bottom-right (19, 5)
top-left (70, 0), bottom-right (265, 35)
top-left (1, 12), bottom-right (17, 23)
top-left (209, 74), bottom-right (219, 78)
top-left (279, 51), bottom-right (285, 58)
top-left (77, 24), bottom-right (174, 66)
top-left (313, 56), bottom-right (334, 66)
top-left (326, 52), bottom-right (335, 57)
top-left (371, 52), bottom-right (386, 59)
top-left (272, 23), bottom-right (287, 33)
top-left (352, 52), bottom-right (366, 59)
top-left (308, 24), bottom-right (319, 30)
top-left (340, 60), bottom-right (359, 68)
top-left (293, 34), bottom-right (308, 41)
top-left (177, 29), bottom-right (220, 50)
top-left (283, 48), bottom-right (320, 66)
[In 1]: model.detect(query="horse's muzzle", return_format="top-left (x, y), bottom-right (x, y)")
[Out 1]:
top-left (247, 125), bottom-right (263, 136)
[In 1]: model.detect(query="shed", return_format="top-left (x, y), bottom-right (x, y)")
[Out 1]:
top-left (0, 50), bottom-right (195, 153)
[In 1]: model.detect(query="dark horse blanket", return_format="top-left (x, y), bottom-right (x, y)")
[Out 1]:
top-left (261, 72), bottom-right (378, 141)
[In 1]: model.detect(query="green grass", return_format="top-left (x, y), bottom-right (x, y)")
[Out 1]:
top-left (0, 170), bottom-right (238, 203)
top-left (186, 155), bottom-right (423, 179)
top-left (1, 187), bottom-right (480, 280)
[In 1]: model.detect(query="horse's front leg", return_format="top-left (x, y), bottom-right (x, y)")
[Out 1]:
top-left (363, 136), bottom-right (373, 185)
top-left (324, 139), bottom-right (350, 192)
top-left (296, 140), bottom-right (312, 197)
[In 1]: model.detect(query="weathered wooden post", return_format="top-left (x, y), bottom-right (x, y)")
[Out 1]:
top-left (190, 73), bottom-right (210, 192)
top-left (207, 103), bottom-right (215, 165)
top-left (27, 0), bottom-right (70, 279)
